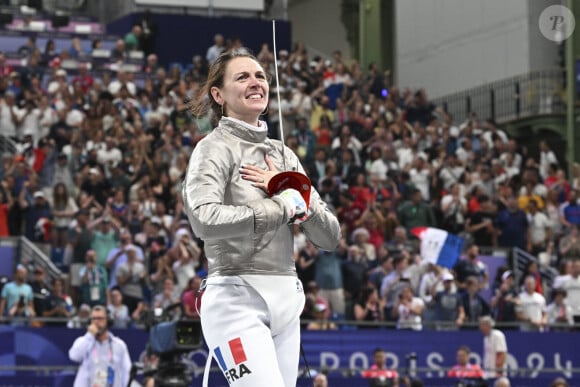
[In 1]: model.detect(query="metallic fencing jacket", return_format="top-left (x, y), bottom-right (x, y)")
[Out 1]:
top-left (183, 117), bottom-right (341, 277)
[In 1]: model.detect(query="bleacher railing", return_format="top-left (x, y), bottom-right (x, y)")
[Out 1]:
top-left (431, 68), bottom-right (566, 124)
top-left (512, 246), bottom-right (558, 296)
top-left (17, 236), bottom-right (63, 283)
top-left (0, 135), bottom-right (17, 156)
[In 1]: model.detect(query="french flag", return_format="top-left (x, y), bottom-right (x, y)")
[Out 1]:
top-left (214, 337), bottom-right (248, 371)
top-left (411, 227), bottom-right (465, 269)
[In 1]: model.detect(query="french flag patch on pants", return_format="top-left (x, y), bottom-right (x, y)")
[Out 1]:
top-left (214, 337), bottom-right (252, 383)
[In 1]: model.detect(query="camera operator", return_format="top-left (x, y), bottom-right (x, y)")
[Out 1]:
top-left (68, 305), bottom-right (131, 387)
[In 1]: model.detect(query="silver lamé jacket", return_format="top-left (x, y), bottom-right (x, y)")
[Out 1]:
top-left (183, 117), bottom-right (341, 277)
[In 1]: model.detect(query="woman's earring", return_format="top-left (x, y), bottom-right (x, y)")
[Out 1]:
top-left (221, 103), bottom-right (225, 116)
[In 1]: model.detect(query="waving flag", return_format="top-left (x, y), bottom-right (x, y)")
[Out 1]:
top-left (411, 227), bottom-right (465, 269)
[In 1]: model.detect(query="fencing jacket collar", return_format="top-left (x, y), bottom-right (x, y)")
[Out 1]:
top-left (221, 116), bottom-right (268, 143)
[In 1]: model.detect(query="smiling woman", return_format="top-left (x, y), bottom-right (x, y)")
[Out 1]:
top-left (190, 50), bottom-right (271, 127)
top-left (183, 49), bottom-right (341, 386)
top-left (209, 57), bottom-right (269, 125)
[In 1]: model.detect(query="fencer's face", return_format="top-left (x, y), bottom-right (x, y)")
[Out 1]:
top-left (211, 57), bottom-right (269, 124)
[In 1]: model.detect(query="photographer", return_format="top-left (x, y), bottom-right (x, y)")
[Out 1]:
top-left (0, 265), bottom-right (35, 325)
top-left (43, 277), bottom-right (73, 327)
top-left (68, 305), bottom-right (131, 387)
top-left (79, 250), bottom-right (110, 307)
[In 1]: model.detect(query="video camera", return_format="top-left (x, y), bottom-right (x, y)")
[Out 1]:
top-left (149, 317), bottom-right (202, 356)
top-left (135, 303), bottom-right (203, 387)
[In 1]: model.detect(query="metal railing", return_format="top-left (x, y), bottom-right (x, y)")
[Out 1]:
top-left (431, 68), bottom-right (566, 124)
top-left (0, 135), bottom-right (17, 156)
top-left (19, 237), bottom-right (62, 279)
top-left (1, 236), bottom-right (64, 285)
top-left (512, 247), bottom-right (558, 296)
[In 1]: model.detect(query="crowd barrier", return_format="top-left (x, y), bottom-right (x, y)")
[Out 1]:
top-left (0, 327), bottom-right (578, 386)
top-left (0, 374), bottom-right (575, 387)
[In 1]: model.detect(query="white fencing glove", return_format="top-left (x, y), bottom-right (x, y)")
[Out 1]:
top-left (274, 188), bottom-right (308, 224)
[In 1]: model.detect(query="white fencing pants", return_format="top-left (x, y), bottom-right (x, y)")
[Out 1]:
top-left (200, 275), bottom-right (305, 387)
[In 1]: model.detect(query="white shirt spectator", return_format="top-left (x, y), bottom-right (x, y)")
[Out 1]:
top-left (330, 136), bottom-right (363, 162)
top-left (106, 246), bottom-right (145, 289)
top-left (540, 149), bottom-right (558, 180)
top-left (291, 90), bottom-right (312, 119)
top-left (17, 109), bottom-right (40, 142)
top-left (47, 80), bottom-right (72, 100)
top-left (397, 147), bottom-right (414, 169)
top-left (500, 152), bottom-right (523, 170)
top-left (268, 92), bottom-right (292, 127)
top-left (369, 158), bottom-right (388, 180)
top-left (0, 101), bottom-right (18, 138)
top-left (206, 44), bottom-right (224, 64)
top-left (518, 183), bottom-right (548, 199)
top-left (116, 261), bottom-right (146, 299)
top-left (482, 129), bottom-right (508, 148)
top-left (172, 259), bottom-right (196, 294)
top-left (546, 300), bottom-right (574, 327)
top-left (505, 165), bottom-right (520, 179)
top-left (517, 291), bottom-right (546, 331)
top-left (108, 80), bottom-right (137, 97)
top-left (560, 275), bottom-right (580, 317)
top-left (553, 274), bottom-right (572, 290)
top-left (456, 146), bottom-right (474, 165)
top-left (396, 297), bottom-right (424, 331)
top-left (410, 167), bottom-right (430, 201)
top-left (483, 329), bottom-right (507, 378)
top-left (86, 140), bottom-right (106, 153)
top-left (405, 260), bottom-right (429, 294)
top-left (97, 146), bottom-right (123, 166)
top-left (107, 303), bottom-right (131, 329)
top-left (66, 108), bottom-right (85, 128)
top-left (527, 211), bottom-right (551, 245)
top-left (156, 98), bottom-right (175, 118)
top-left (441, 194), bottom-right (467, 224)
top-left (37, 106), bottom-right (58, 140)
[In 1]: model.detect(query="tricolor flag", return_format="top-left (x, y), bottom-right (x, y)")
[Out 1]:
top-left (411, 227), bottom-right (465, 269)
top-left (214, 337), bottom-right (248, 372)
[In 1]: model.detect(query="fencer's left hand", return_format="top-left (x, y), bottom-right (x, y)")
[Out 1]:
top-left (239, 154), bottom-right (279, 193)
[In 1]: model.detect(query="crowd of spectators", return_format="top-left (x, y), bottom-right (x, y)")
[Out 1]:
top-left (0, 21), bottom-right (579, 337)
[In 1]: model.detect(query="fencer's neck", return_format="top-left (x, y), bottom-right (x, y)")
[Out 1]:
top-left (223, 116), bottom-right (267, 132)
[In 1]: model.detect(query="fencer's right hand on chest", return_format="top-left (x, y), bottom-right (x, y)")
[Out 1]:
top-left (274, 188), bottom-right (308, 224)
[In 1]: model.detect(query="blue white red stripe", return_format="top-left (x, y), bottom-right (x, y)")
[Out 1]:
top-left (213, 337), bottom-right (248, 371)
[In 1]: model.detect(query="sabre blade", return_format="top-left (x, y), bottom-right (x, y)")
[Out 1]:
top-left (272, 20), bottom-right (287, 171)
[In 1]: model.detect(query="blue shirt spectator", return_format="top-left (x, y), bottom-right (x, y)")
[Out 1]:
top-left (0, 265), bottom-right (35, 318)
top-left (561, 190), bottom-right (580, 227)
top-left (495, 197), bottom-right (528, 249)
